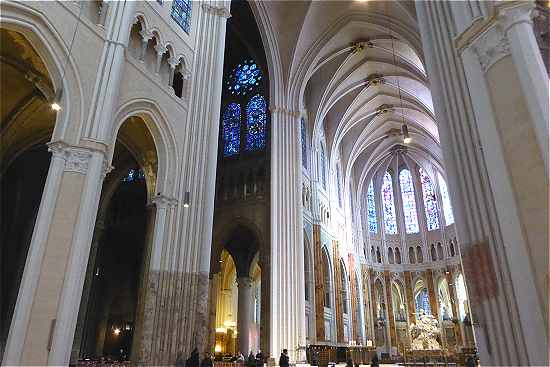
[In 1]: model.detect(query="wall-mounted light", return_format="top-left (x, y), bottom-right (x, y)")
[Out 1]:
top-left (51, 89), bottom-right (62, 111)
top-left (402, 124), bottom-right (412, 144)
top-left (183, 191), bottom-right (190, 207)
top-left (113, 327), bottom-right (121, 336)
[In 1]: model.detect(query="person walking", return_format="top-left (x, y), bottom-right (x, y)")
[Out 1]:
top-left (186, 348), bottom-right (200, 367)
top-left (247, 352), bottom-right (255, 367)
top-left (279, 349), bottom-right (289, 367)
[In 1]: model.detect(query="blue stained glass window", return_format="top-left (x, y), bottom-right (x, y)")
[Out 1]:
top-left (382, 172), bottom-right (398, 234)
top-left (227, 59), bottom-right (262, 96)
top-left (171, 0), bottom-right (192, 34)
top-left (415, 288), bottom-right (431, 315)
top-left (367, 181), bottom-right (377, 233)
top-left (223, 103), bottom-right (241, 156)
top-left (245, 94), bottom-right (267, 151)
top-left (437, 172), bottom-right (455, 225)
top-left (399, 169), bottom-right (419, 234)
top-left (122, 168), bottom-right (145, 182)
top-left (301, 118), bottom-right (307, 169)
top-left (419, 168), bottom-right (440, 231)
top-left (336, 166), bottom-right (343, 207)
top-left (320, 145), bottom-right (327, 189)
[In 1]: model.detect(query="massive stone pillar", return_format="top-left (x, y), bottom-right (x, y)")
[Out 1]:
top-left (269, 107), bottom-right (306, 362)
top-left (237, 277), bottom-right (253, 354)
top-left (416, 1), bottom-right (548, 365)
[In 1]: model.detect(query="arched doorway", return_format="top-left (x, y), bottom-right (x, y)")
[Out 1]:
top-left (0, 27), bottom-right (57, 358)
top-left (212, 225), bottom-right (261, 356)
top-left (71, 116), bottom-right (159, 363)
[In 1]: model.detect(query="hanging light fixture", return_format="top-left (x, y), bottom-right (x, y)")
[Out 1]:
top-left (183, 191), bottom-right (190, 207)
top-left (387, 1), bottom-right (412, 145)
top-left (51, 89), bottom-right (62, 111)
top-left (402, 124), bottom-right (411, 144)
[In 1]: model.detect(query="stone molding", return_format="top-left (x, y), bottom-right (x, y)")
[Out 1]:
top-left (270, 106), bottom-right (301, 118)
top-left (470, 24), bottom-right (510, 72)
top-left (47, 141), bottom-right (112, 177)
top-left (201, 3), bottom-right (231, 19)
top-left (151, 193), bottom-right (178, 208)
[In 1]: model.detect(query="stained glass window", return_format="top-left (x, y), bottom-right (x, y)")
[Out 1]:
top-left (245, 94), bottom-right (266, 151)
top-left (122, 168), bottom-right (145, 182)
top-left (399, 169), bottom-right (419, 234)
top-left (336, 166), bottom-right (343, 207)
top-left (227, 59), bottom-right (262, 96)
top-left (419, 168), bottom-right (439, 231)
top-left (320, 145), bottom-right (327, 189)
top-left (382, 172), bottom-right (398, 234)
top-left (437, 172), bottom-right (454, 225)
top-left (171, 0), bottom-right (191, 34)
top-left (222, 103), bottom-right (241, 156)
top-left (301, 118), bottom-right (307, 168)
top-left (367, 181), bottom-right (377, 233)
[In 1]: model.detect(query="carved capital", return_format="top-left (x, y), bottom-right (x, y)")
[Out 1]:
top-left (270, 106), bottom-right (300, 118)
top-left (151, 194), bottom-right (177, 208)
top-left (470, 24), bottom-right (511, 72)
top-left (497, 2), bottom-right (536, 33)
top-left (48, 141), bottom-right (111, 177)
top-left (202, 3), bottom-right (231, 19)
top-left (139, 30), bottom-right (153, 42)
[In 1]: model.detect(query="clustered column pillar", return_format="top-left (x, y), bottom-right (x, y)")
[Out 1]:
top-left (269, 107), bottom-right (306, 362)
top-left (416, 1), bottom-right (548, 365)
top-left (237, 277), bottom-right (253, 354)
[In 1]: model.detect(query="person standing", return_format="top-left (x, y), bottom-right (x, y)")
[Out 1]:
top-left (176, 351), bottom-right (185, 367)
top-left (279, 349), bottom-right (289, 367)
top-left (255, 351), bottom-right (264, 367)
top-left (200, 352), bottom-right (213, 367)
top-left (370, 353), bottom-right (379, 367)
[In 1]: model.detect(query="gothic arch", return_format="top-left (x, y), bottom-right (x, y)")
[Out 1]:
top-left (110, 99), bottom-right (179, 198)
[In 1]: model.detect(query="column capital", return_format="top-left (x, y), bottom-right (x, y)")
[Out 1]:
top-left (270, 106), bottom-right (301, 118)
top-left (151, 193), bottom-right (178, 208)
top-left (496, 1), bottom-right (536, 33)
top-left (236, 276), bottom-right (253, 288)
top-left (154, 44), bottom-right (166, 56)
top-left (168, 57), bottom-right (180, 69)
top-left (202, 3), bottom-right (231, 19)
top-left (469, 23), bottom-right (510, 72)
top-left (140, 30), bottom-right (153, 42)
top-left (47, 141), bottom-right (112, 177)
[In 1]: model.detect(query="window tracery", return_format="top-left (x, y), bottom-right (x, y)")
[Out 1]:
top-left (419, 168), bottom-right (440, 231)
top-left (245, 94), bottom-right (267, 151)
top-left (382, 172), bottom-right (398, 234)
top-left (171, 0), bottom-right (192, 34)
top-left (399, 169), bottom-right (419, 234)
top-left (222, 103), bottom-right (241, 156)
top-left (367, 181), bottom-right (377, 233)
top-left (437, 172), bottom-right (455, 225)
top-left (227, 59), bottom-right (261, 96)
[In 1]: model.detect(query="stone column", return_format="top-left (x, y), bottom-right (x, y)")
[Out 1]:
top-left (237, 277), bottom-right (253, 354)
top-left (187, 2), bottom-right (230, 356)
top-left (2, 143), bottom-right (71, 366)
top-left (269, 107), bottom-right (306, 361)
top-left (416, 1), bottom-right (548, 365)
top-left (154, 45), bottom-right (165, 74)
top-left (139, 31), bottom-right (151, 62)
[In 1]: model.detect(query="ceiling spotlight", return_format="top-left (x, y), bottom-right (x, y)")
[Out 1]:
top-left (51, 89), bottom-right (62, 111)
top-left (402, 124), bottom-right (412, 144)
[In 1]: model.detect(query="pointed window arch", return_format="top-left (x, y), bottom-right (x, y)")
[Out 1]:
top-left (222, 103), bottom-right (241, 156)
top-left (399, 169), bottom-right (419, 234)
top-left (419, 168), bottom-right (439, 231)
top-left (367, 181), bottom-right (377, 233)
top-left (437, 172), bottom-right (455, 225)
top-left (382, 172), bottom-right (398, 234)
top-left (245, 94), bottom-right (267, 151)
